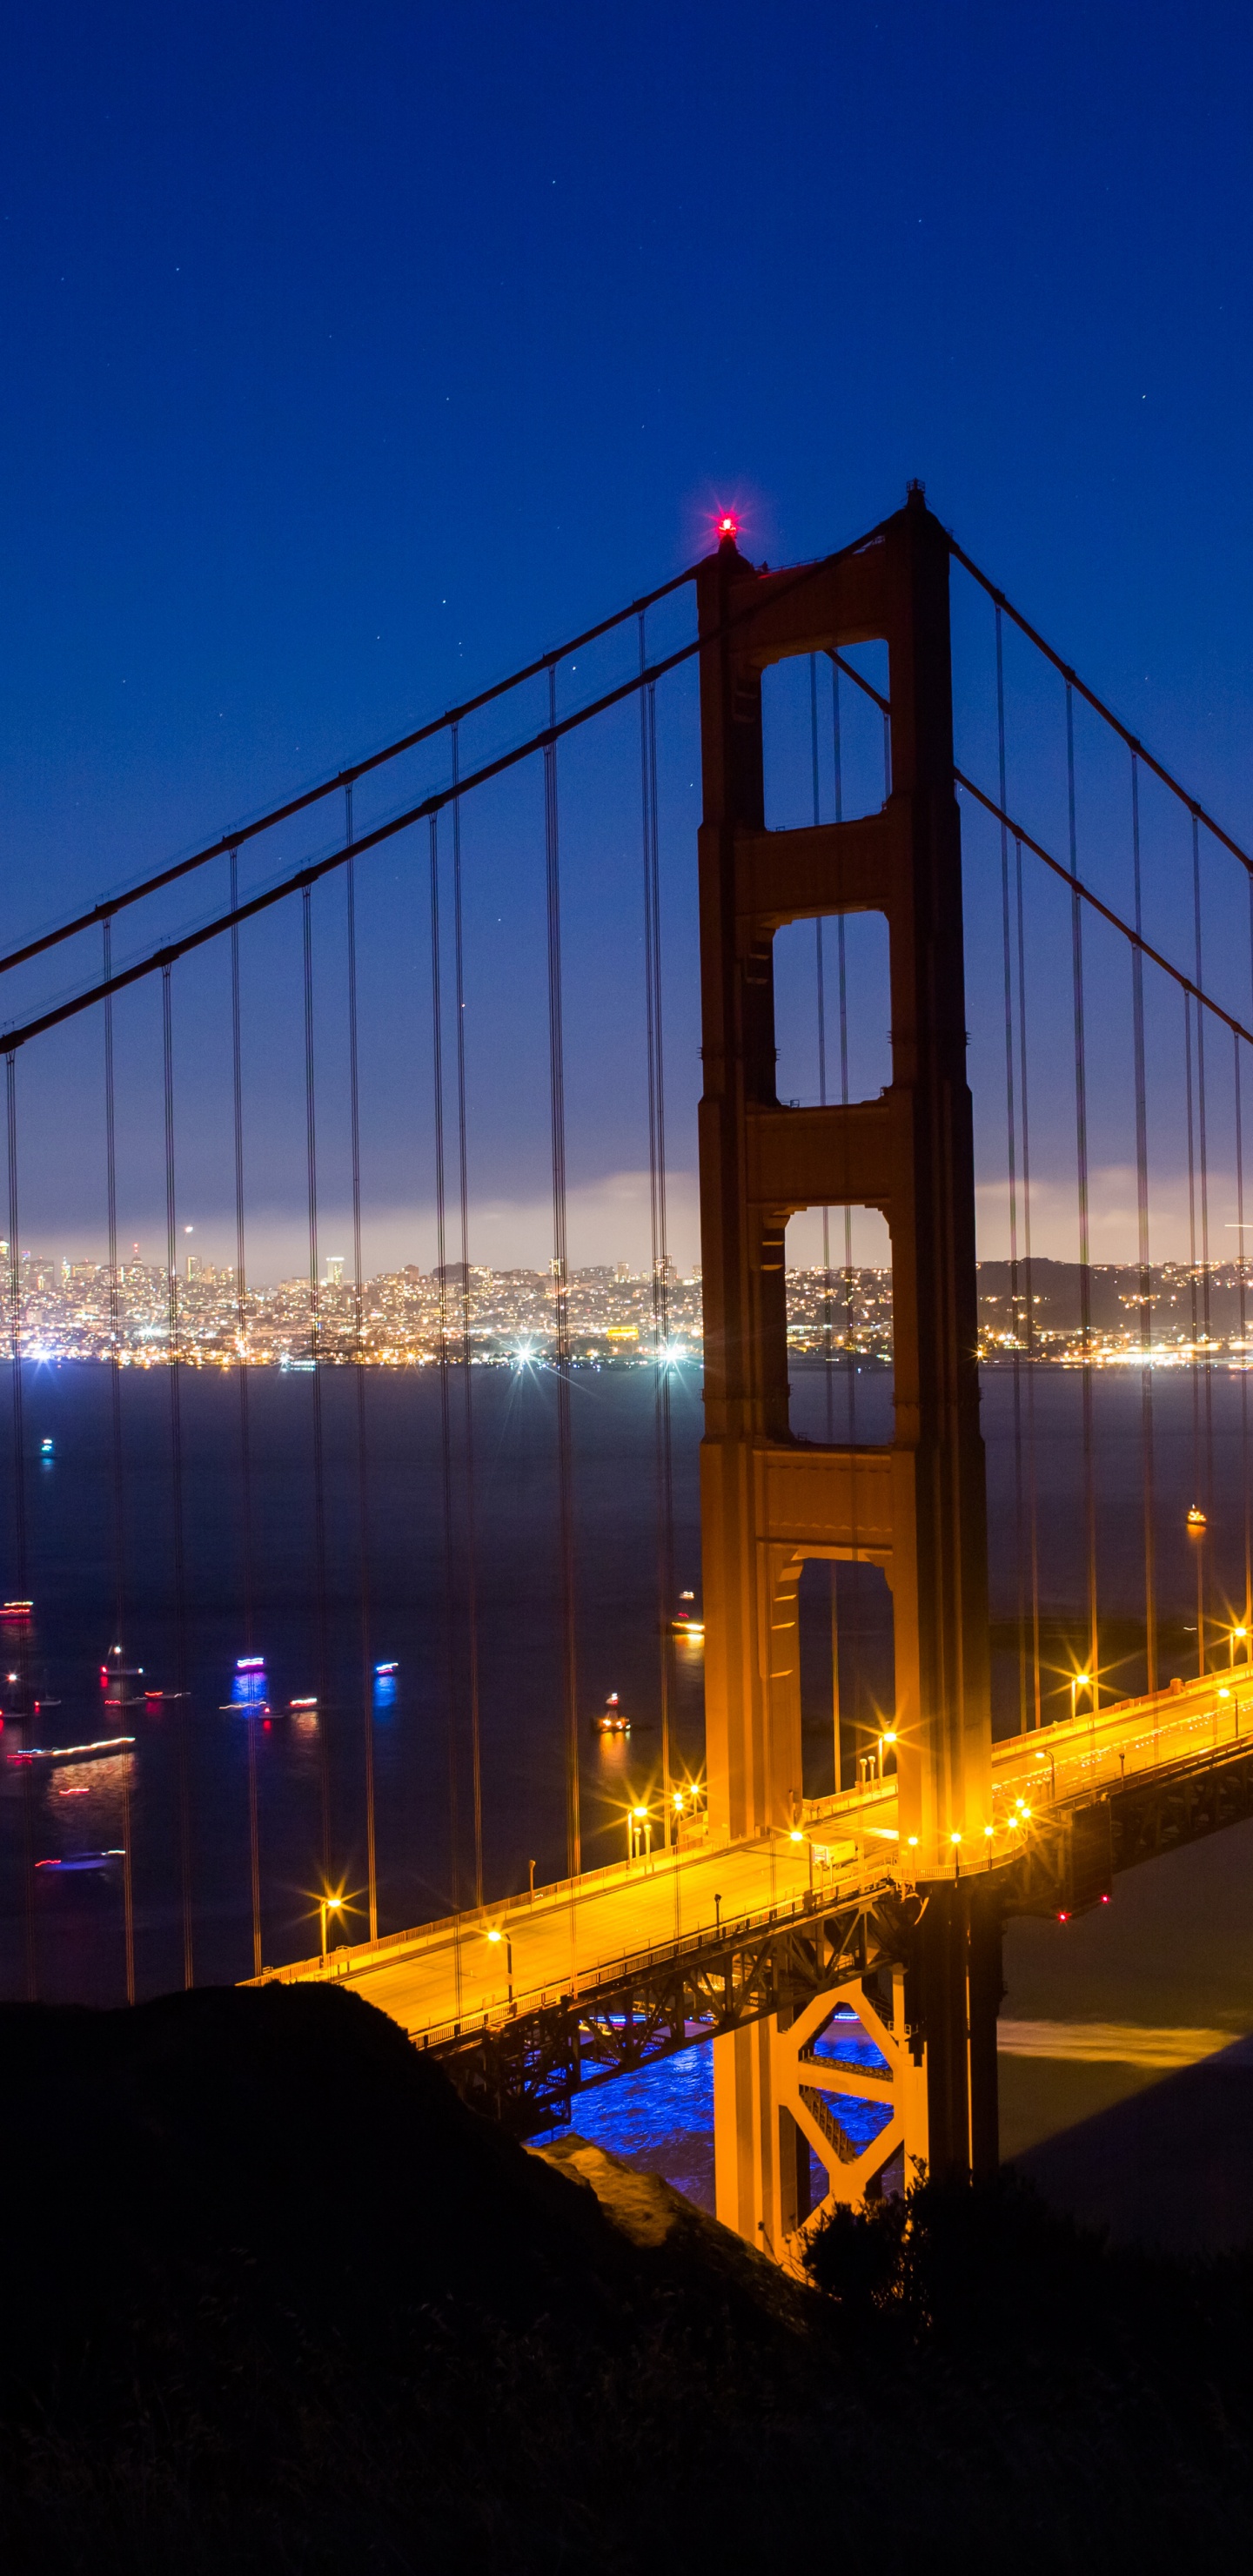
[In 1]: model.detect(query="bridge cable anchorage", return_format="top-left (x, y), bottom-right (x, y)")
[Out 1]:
top-left (102, 919), bottom-right (135, 2002)
top-left (542, 661), bottom-right (581, 1992)
top-left (995, 607), bottom-right (1028, 1734)
top-left (1192, 813), bottom-right (1216, 1670)
top-left (345, 787), bottom-right (379, 1944)
top-left (1013, 829), bottom-right (1043, 1727)
top-left (1067, 686), bottom-right (1100, 1712)
top-left (428, 814), bottom-right (463, 2019)
top-left (0, 532), bottom-right (902, 1060)
top-left (161, 966), bottom-right (194, 1989)
top-left (1129, 759), bottom-right (1157, 1699)
top-left (229, 849), bottom-right (262, 1979)
top-left (450, 726), bottom-right (484, 1914)
top-left (640, 610), bottom-right (675, 1881)
top-left (300, 885), bottom-right (332, 1883)
top-left (4, 1054), bottom-right (36, 1998)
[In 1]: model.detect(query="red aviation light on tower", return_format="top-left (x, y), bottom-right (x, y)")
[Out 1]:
top-left (714, 508), bottom-right (740, 546)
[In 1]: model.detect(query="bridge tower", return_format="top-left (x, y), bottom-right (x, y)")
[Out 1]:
top-left (696, 486), bottom-right (997, 2241)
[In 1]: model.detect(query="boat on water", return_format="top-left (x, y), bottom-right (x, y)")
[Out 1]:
top-left (593, 1692), bottom-right (630, 1736)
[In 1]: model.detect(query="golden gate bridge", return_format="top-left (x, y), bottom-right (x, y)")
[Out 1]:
top-left (3, 481), bottom-right (1253, 2271)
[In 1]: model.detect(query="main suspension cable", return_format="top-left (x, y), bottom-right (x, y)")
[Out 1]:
top-left (0, 567), bottom-right (703, 988)
top-left (2, 539), bottom-right (899, 1063)
top-left (948, 538), bottom-right (1253, 884)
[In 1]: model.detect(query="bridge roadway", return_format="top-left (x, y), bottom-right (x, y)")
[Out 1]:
top-left (263, 1663), bottom-right (1252, 2042)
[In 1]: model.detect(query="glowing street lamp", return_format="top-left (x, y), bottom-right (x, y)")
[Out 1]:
top-left (487, 1924), bottom-right (513, 2003)
top-left (628, 1803), bottom-right (652, 1864)
top-left (318, 1893), bottom-right (344, 1959)
top-left (1230, 1625), bottom-right (1249, 1669)
top-left (1069, 1671), bottom-right (1092, 1726)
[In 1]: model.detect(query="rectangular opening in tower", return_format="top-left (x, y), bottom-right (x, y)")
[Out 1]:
top-left (773, 910), bottom-right (891, 1110)
top-left (785, 1207), bottom-right (892, 1443)
top-left (797, 1555), bottom-right (896, 1797)
top-left (761, 642), bottom-right (890, 833)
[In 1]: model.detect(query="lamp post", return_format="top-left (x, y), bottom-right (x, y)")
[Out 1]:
top-left (1070, 1671), bottom-right (1091, 1727)
top-left (318, 1894), bottom-right (343, 1959)
top-left (487, 1925), bottom-right (513, 2003)
top-left (1231, 1625), bottom-right (1248, 1670)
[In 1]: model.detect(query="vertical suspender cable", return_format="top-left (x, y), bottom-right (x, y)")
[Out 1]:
top-left (345, 788), bottom-right (378, 1942)
top-left (1014, 838), bottom-right (1042, 1725)
top-left (544, 665), bottom-right (581, 1984)
top-left (811, 656), bottom-right (839, 1788)
top-left (812, 656), bottom-right (834, 1436)
top-left (1129, 762), bottom-right (1156, 1695)
top-left (162, 969), bottom-right (193, 1988)
top-left (1236, 1029), bottom-right (1251, 1637)
top-left (1184, 992), bottom-right (1203, 1671)
top-left (1245, 861), bottom-right (1253, 1638)
top-left (996, 612), bottom-right (1028, 1731)
top-left (429, 818), bottom-right (462, 2013)
top-left (229, 852), bottom-right (261, 1977)
top-left (640, 616), bottom-right (675, 1859)
top-left (6, 1057), bottom-right (35, 1997)
top-left (301, 887), bottom-right (332, 1887)
top-left (450, 728), bottom-right (484, 1911)
top-left (103, 921), bottom-right (134, 2001)
top-left (1067, 688), bottom-right (1100, 1701)
top-left (1192, 816), bottom-right (1215, 1652)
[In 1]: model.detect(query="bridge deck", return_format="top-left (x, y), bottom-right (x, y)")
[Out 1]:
top-left (262, 1666), bottom-right (1252, 2043)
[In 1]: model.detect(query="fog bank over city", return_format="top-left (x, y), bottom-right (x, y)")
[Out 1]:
top-left (10, 1164), bottom-right (1245, 1289)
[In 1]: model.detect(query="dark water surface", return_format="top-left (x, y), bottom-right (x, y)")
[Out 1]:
top-left (0, 1358), bottom-right (1245, 2031)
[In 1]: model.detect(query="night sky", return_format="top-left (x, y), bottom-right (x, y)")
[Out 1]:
top-left (2, 1), bottom-right (1250, 1273)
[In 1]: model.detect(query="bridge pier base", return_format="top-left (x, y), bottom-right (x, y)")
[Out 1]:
top-left (714, 1892), bottom-right (1002, 2269)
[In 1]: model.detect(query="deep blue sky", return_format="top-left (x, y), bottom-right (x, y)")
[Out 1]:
top-left (2, 0), bottom-right (1251, 1271)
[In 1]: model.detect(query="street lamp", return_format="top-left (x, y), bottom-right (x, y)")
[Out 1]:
top-left (487, 1924), bottom-right (513, 2003)
top-left (1231, 1625), bottom-right (1249, 1669)
top-left (318, 1893), bottom-right (343, 1959)
top-left (1069, 1671), bottom-right (1092, 1726)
